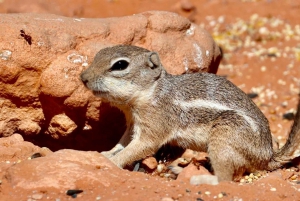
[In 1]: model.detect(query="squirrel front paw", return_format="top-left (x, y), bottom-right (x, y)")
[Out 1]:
top-left (101, 151), bottom-right (114, 159)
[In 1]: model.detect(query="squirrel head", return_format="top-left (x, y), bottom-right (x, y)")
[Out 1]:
top-left (80, 45), bottom-right (164, 104)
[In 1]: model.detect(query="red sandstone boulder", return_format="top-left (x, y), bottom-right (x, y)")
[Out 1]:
top-left (0, 12), bottom-right (221, 150)
top-left (0, 134), bottom-right (50, 163)
top-left (4, 149), bottom-right (116, 190)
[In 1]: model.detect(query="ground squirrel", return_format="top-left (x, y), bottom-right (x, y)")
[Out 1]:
top-left (80, 45), bottom-right (300, 181)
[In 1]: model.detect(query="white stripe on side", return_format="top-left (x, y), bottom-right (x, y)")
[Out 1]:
top-left (174, 99), bottom-right (259, 132)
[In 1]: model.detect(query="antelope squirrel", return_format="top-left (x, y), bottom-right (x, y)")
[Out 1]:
top-left (80, 45), bottom-right (300, 181)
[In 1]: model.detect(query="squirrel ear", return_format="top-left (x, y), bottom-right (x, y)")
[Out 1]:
top-left (147, 52), bottom-right (161, 69)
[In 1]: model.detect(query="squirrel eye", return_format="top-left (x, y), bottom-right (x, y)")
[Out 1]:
top-left (110, 60), bottom-right (129, 71)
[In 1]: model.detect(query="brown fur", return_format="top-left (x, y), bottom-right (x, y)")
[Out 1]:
top-left (80, 45), bottom-right (300, 181)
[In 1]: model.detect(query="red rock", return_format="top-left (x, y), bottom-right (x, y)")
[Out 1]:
top-left (0, 12), bottom-right (221, 150)
top-left (46, 114), bottom-right (77, 139)
top-left (142, 156), bottom-right (158, 170)
top-left (180, 0), bottom-right (195, 12)
top-left (176, 162), bottom-right (212, 182)
top-left (3, 149), bottom-right (116, 190)
top-left (171, 0), bottom-right (197, 22)
top-left (181, 149), bottom-right (208, 161)
top-left (18, 120), bottom-right (41, 136)
top-left (181, 149), bottom-right (195, 159)
top-left (0, 134), bottom-right (47, 162)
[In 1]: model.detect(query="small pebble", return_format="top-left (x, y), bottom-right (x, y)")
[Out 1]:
top-left (161, 197), bottom-right (174, 201)
top-left (254, 172), bottom-right (261, 177)
top-left (260, 66), bottom-right (267, 72)
top-left (204, 191), bottom-right (211, 195)
top-left (142, 156), bottom-right (158, 170)
top-left (177, 157), bottom-right (190, 166)
top-left (96, 196), bottom-right (101, 200)
top-left (32, 193), bottom-right (43, 200)
top-left (133, 162), bottom-right (140, 171)
top-left (66, 189), bottom-right (83, 197)
top-left (270, 187), bottom-right (277, 191)
top-left (138, 167), bottom-right (146, 173)
top-left (157, 164), bottom-right (165, 173)
top-left (281, 101), bottom-right (288, 107)
top-left (186, 189), bottom-right (191, 193)
top-left (277, 79), bottom-right (286, 85)
top-left (218, 193), bottom-right (223, 198)
top-left (270, 116), bottom-right (277, 121)
top-left (30, 153), bottom-right (42, 159)
top-left (190, 175), bottom-right (219, 185)
top-left (290, 174), bottom-right (297, 180)
top-left (247, 92), bottom-right (258, 99)
top-left (283, 112), bottom-right (295, 120)
top-left (180, 0), bottom-right (195, 12)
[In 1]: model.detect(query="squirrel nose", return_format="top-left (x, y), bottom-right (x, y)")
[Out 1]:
top-left (80, 72), bottom-right (89, 86)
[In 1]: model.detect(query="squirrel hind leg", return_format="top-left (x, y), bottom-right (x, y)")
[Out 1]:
top-left (208, 142), bottom-right (246, 181)
top-left (207, 129), bottom-right (247, 181)
top-left (207, 111), bottom-right (272, 181)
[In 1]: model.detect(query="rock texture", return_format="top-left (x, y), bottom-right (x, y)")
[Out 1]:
top-left (0, 134), bottom-right (51, 163)
top-left (0, 12), bottom-right (221, 151)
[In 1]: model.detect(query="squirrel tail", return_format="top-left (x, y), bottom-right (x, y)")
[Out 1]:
top-left (268, 95), bottom-right (300, 170)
